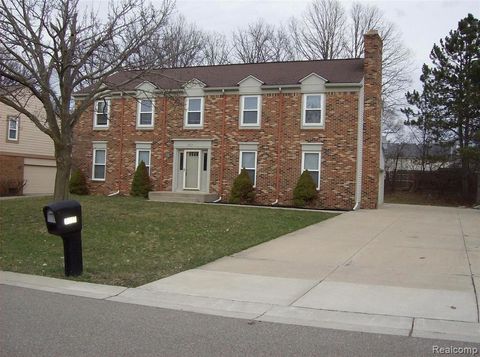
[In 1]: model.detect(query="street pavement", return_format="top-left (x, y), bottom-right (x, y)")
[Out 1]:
top-left (1, 285), bottom-right (479, 357)
top-left (1, 203), bottom-right (479, 344)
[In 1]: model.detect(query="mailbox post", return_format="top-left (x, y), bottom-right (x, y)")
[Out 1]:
top-left (43, 200), bottom-right (83, 276)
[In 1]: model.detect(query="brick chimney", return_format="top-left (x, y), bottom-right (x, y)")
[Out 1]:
top-left (361, 29), bottom-right (383, 208)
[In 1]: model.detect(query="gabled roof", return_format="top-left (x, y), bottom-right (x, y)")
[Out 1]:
top-left (76, 58), bottom-right (364, 95)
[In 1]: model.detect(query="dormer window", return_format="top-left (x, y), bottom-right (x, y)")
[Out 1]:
top-left (94, 99), bottom-right (110, 128)
top-left (240, 96), bottom-right (261, 127)
top-left (184, 97), bottom-right (204, 128)
top-left (302, 94), bottom-right (325, 128)
top-left (137, 99), bottom-right (154, 128)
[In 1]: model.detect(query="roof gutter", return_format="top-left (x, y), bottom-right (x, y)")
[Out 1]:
top-left (354, 79), bottom-right (365, 211)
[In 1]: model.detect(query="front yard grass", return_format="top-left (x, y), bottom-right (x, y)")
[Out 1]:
top-left (0, 196), bottom-right (336, 287)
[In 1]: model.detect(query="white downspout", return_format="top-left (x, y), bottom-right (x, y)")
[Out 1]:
top-left (354, 80), bottom-right (365, 211)
top-left (212, 196), bottom-right (222, 203)
top-left (108, 190), bottom-right (120, 197)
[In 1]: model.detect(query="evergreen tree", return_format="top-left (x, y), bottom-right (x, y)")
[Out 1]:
top-left (229, 169), bottom-right (255, 204)
top-left (293, 170), bottom-right (318, 207)
top-left (130, 161), bottom-right (152, 198)
top-left (403, 14), bottom-right (480, 198)
top-left (69, 169), bottom-right (88, 195)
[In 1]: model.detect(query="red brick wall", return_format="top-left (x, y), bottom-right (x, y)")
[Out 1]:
top-left (0, 155), bottom-right (24, 195)
top-left (362, 31), bottom-right (383, 209)
top-left (73, 89), bottom-right (361, 210)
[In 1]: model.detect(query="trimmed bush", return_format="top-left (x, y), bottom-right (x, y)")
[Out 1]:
top-left (69, 169), bottom-right (88, 195)
top-left (293, 170), bottom-right (318, 207)
top-left (229, 168), bottom-right (255, 204)
top-left (130, 161), bottom-right (152, 198)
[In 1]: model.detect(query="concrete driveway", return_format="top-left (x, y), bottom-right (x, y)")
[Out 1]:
top-left (126, 204), bottom-right (479, 341)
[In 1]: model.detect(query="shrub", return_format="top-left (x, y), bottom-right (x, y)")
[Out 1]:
top-left (130, 161), bottom-right (152, 198)
top-left (293, 170), bottom-right (318, 207)
top-left (69, 169), bottom-right (88, 195)
top-left (229, 168), bottom-right (255, 204)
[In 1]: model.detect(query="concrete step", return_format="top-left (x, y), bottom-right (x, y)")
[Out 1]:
top-left (149, 191), bottom-right (218, 203)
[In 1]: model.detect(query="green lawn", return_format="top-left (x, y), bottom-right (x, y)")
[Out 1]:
top-left (0, 196), bottom-right (336, 287)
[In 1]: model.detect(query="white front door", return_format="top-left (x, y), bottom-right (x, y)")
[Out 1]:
top-left (183, 150), bottom-right (201, 190)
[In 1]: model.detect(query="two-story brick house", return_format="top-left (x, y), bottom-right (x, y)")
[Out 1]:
top-left (72, 30), bottom-right (383, 210)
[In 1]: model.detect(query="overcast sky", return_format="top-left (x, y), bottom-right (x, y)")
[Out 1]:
top-left (174, 0), bottom-right (478, 90)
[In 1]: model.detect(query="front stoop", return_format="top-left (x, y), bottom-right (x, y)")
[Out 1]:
top-left (149, 191), bottom-right (218, 203)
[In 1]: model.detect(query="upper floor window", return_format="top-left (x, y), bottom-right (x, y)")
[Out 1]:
top-left (7, 116), bottom-right (19, 141)
top-left (302, 94), bottom-right (325, 128)
top-left (240, 95), bottom-right (261, 127)
top-left (184, 97), bottom-right (204, 128)
top-left (137, 99), bottom-right (154, 128)
top-left (94, 99), bottom-right (110, 128)
top-left (302, 151), bottom-right (321, 190)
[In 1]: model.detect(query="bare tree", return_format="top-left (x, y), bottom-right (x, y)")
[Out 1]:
top-left (202, 31), bottom-right (231, 65)
top-left (289, 0), bottom-right (347, 60)
top-left (232, 20), bottom-right (295, 63)
top-left (0, 0), bottom-right (173, 200)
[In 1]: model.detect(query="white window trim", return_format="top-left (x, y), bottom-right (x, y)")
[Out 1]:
top-left (93, 99), bottom-right (110, 128)
top-left (239, 95), bottom-right (261, 128)
top-left (239, 150), bottom-right (257, 187)
top-left (136, 149), bottom-right (151, 175)
top-left (7, 117), bottom-right (19, 141)
top-left (301, 94), bottom-right (325, 128)
top-left (301, 151), bottom-right (321, 190)
top-left (184, 97), bottom-right (204, 128)
top-left (92, 148), bottom-right (107, 181)
top-left (136, 98), bottom-right (155, 128)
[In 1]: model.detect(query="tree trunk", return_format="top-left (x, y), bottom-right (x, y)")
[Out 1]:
top-left (53, 141), bottom-right (73, 201)
top-left (461, 156), bottom-right (470, 201)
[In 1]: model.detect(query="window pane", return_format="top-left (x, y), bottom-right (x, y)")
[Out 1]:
top-left (306, 95), bottom-right (321, 109)
top-left (188, 98), bottom-right (201, 111)
top-left (305, 110), bottom-right (321, 124)
top-left (94, 165), bottom-right (105, 179)
top-left (9, 119), bottom-right (17, 129)
top-left (241, 152), bottom-right (255, 169)
top-left (138, 151), bottom-right (150, 166)
top-left (95, 150), bottom-right (106, 164)
top-left (244, 97), bottom-right (258, 110)
top-left (96, 101), bottom-right (105, 113)
top-left (96, 113), bottom-right (108, 125)
top-left (187, 112), bottom-right (201, 125)
top-left (8, 129), bottom-right (16, 139)
top-left (246, 169), bottom-right (255, 185)
top-left (243, 111), bottom-right (258, 124)
top-left (140, 113), bottom-right (152, 125)
top-left (141, 100), bottom-right (152, 112)
top-left (304, 153), bottom-right (319, 170)
top-left (308, 171), bottom-right (319, 187)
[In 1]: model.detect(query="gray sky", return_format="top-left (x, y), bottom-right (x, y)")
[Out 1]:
top-left (174, 0), bottom-right (478, 90)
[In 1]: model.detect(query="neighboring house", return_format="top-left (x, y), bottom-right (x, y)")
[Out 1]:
top-left (0, 96), bottom-right (55, 195)
top-left (383, 142), bottom-right (454, 172)
top-left (72, 30), bottom-right (383, 210)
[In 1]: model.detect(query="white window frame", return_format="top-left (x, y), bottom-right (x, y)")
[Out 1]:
top-left (136, 98), bottom-right (154, 128)
top-left (240, 95), bottom-right (261, 127)
top-left (184, 97), bottom-right (204, 128)
top-left (92, 148), bottom-right (107, 181)
top-left (301, 151), bottom-right (321, 190)
top-left (93, 99), bottom-right (110, 128)
top-left (136, 149), bottom-right (151, 175)
top-left (239, 150), bottom-right (257, 187)
top-left (302, 94), bottom-right (325, 128)
top-left (7, 116), bottom-right (19, 141)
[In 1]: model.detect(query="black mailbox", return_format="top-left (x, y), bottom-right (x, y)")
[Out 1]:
top-left (43, 200), bottom-right (83, 277)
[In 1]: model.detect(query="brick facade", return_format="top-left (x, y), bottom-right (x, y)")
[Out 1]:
top-left (72, 32), bottom-right (383, 210)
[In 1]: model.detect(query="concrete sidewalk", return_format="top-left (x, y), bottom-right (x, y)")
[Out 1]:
top-left (1, 204), bottom-right (479, 343)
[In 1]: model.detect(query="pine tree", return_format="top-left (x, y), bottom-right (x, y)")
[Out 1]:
top-left (293, 170), bottom-right (318, 207)
top-left (403, 14), bottom-right (480, 198)
top-left (69, 169), bottom-right (88, 195)
top-left (229, 168), bottom-right (255, 204)
top-left (130, 161), bottom-right (152, 198)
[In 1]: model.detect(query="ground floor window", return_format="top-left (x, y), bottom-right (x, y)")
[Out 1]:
top-left (136, 149), bottom-right (151, 174)
top-left (302, 151), bottom-right (321, 189)
top-left (93, 148), bottom-right (106, 181)
top-left (239, 150), bottom-right (257, 187)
